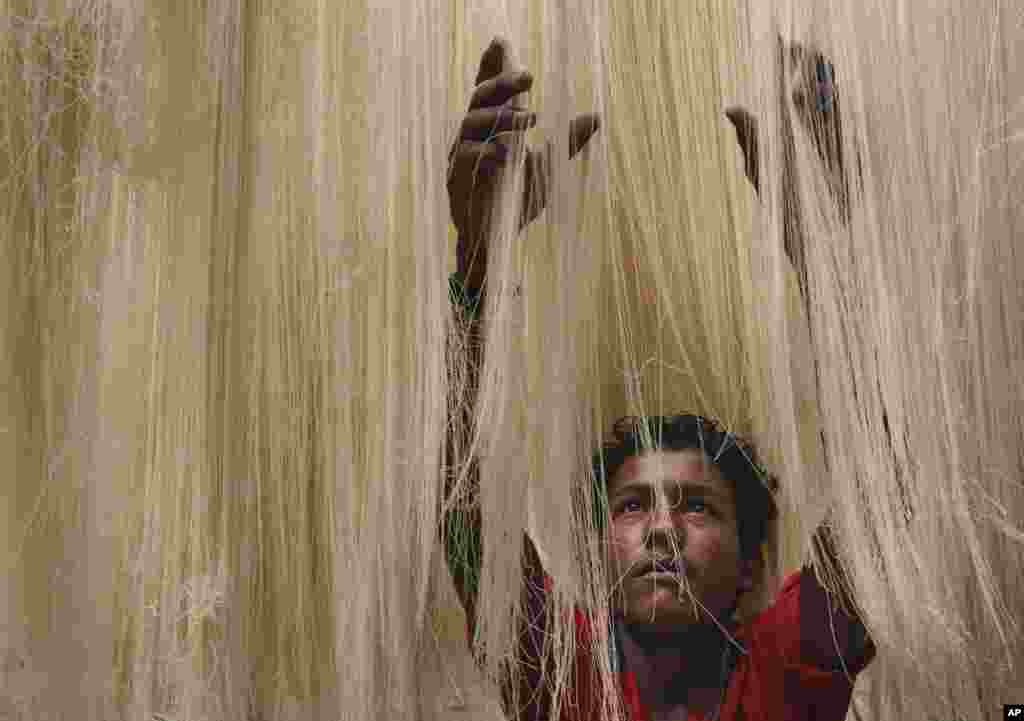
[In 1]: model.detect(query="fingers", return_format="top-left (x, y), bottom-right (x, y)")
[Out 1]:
top-left (519, 113), bottom-right (601, 228)
top-left (456, 36), bottom-right (603, 233)
top-left (780, 38), bottom-right (836, 113)
top-left (449, 140), bottom-right (509, 181)
top-left (469, 70), bottom-right (533, 111)
top-left (475, 36), bottom-right (513, 86)
top-left (459, 105), bottom-right (537, 143)
top-left (779, 41), bottom-right (846, 194)
top-left (787, 40), bottom-right (830, 79)
top-left (799, 56), bottom-right (836, 115)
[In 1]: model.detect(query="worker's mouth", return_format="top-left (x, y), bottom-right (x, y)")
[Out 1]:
top-left (633, 557), bottom-right (686, 579)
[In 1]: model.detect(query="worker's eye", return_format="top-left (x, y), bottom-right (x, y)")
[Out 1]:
top-left (614, 498), bottom-right (645, 516)
top-left (684, 499), bottom-right (710, 515)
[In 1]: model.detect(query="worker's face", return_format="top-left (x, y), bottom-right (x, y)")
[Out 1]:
top-left (605, 449), bottom-right (753, 630)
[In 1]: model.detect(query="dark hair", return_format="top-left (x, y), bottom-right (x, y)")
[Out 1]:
top-left (591, 415), bottom-right (779, 561)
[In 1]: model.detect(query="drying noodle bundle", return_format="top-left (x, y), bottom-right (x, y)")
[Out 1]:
top-left (0, 1), bottom-right (1020, 720)
top-left (755, 1), bottom-right (1024, 717)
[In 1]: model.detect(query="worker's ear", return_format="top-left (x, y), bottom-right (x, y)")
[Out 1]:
top-left (725, 107), bottom-right (760, 195)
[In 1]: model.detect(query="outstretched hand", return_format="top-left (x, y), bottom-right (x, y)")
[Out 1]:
top-left (447, 36), bottom-right (601, 289)
top-left (726, 38), bottom-right (852, 298)
top-left (726, 38), bottom-right (849, 211)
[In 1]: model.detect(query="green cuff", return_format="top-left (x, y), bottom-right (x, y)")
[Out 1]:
top-left (449, 272), bottom-right (485, 320)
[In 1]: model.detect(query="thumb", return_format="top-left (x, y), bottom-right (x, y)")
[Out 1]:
top-left (725, 107), bottom-right (760, 195)
top-left (569, 112), bottom-right (601, 158)
top-left (520, 113), bottom-right (601, 230)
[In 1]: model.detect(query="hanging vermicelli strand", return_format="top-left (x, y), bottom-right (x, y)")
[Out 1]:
top-left (0, 1), bottom-right (767, 719)
top-left (748, 1), bottom-right (1024, 718)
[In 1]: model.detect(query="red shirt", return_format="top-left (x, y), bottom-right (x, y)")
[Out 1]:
top-left (507, 567), bottom-right (873, 721)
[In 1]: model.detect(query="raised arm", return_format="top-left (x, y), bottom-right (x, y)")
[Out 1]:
top-left (727, 39), bottom-right (875, 676)
top-left (442, 36), bottom-right (600, 633)
top-left (443, 36), bottom-right (535, 626)
top-left (727, 40), bottom-right (854, 300)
